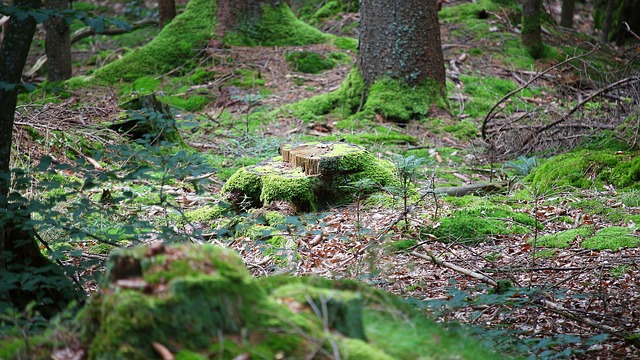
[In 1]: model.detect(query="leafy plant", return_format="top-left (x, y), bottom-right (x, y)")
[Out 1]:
top-left (386, 154), bottom-right (428, 227)
top-left (504, 155), bottom-right (539, 176)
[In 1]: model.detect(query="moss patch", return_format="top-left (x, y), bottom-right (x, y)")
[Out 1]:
top-left (223, 4), bottom-right (327, 46)
top-left (286, 50), bottom-right (337, 74)
top-left (288, 67), bottom-right (447, 122)
top-left (526, 149), bottom-right (640, 192)
top-left (429, 199), bottom-right (539, 244)
top-left (93, 0), bottom-right (216, 82)
top-left (581, 226), bottom-right (640, 251)
top-left (532, 226), bottom-right (593, 248)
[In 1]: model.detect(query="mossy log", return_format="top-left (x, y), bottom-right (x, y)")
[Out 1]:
top-left (223, 142), bottom-right (396, 212)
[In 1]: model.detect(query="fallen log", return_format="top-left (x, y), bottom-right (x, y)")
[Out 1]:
top-left (434, 181), bottom-right (507, 196)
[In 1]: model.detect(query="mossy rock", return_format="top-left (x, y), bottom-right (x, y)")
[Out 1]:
top-left (532, 226), bottom-right (593, 248)
top-left (222, 142), bottom-right (396, 212)
top-left (581, 226), bottom-right (640, 251)
top-left (526, 149), bottom-right (640, 192)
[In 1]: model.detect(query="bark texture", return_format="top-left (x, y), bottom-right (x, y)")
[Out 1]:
top-left (521, 0), bottom-right (544, 59)
top-left (0, 0), bottom-right (41, 302)
top-left (560, 0), bottom-right (575, 28)
top-left (615, 0), bottom-right (640, 44)
top-left (44, 0), bottom-right (72, 81)
top-left (356, 0), bottom-right (446, 88)
top-left (158, 0), bottom-right (176, 27)
top-left (216, 0), bottom-right (286, 36)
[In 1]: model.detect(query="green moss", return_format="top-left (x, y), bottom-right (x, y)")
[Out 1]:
top-left (223, 4), bottom-right (327, 46)
top-left (229, 69), bottom-right (266, 89)
top-left (160, 95), bottom-right (210, 111)
top-left (222, 167), bottom-right (264, 204)
top-left (184, 205), bottom-right (225, 223)
top-left (93, 0), bottom-right (216, 82)
top-left (429, 204), bottom-right (538, 244)
top-left (288, 68), bottom-right (447, 122)
top-left (526, 150), bottom-right (640, 192)
top-left (261, 173), bottom-right (316, 211)
top-left (532, 226), bottom-right (593, 248)
top-left (364, 77), bottom-right (447, 122)
top-left (286, 51), bottom-right (336, 74)
top-left (581, 226), bottom-right (640, 251)
top-left (332, 36), bottom-right (358, 51)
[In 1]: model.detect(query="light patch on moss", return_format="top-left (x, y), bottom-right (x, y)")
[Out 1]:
top-left (93, 0), bottom-right (216, 82)
top-left (526, 150), bottom-right (640, 192)
top-left (223, 4), bottom-right (327, 46)
top-left (581, 226), bottom-right (640, 251)
top-left (532, 226), bottom-right (593, 248)
top-left (287, 67), bottom-right (447, 122)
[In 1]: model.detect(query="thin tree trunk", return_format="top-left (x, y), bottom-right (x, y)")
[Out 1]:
top-left (158, 0), bottom-right (176, 27)
top-left (0, 0), bottom-right (42, 301)
top-left (44, 0), bottom-right (72, 81)
top-left (521, 0), bottom-right (544, 58)
top-left (601, 0), bottom-right (615, 42)
top-left (560, 0), bottom-right (575, 28)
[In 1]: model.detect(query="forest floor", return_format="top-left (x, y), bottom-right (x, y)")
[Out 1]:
top-left (11, 0), bottom-right (640, 358)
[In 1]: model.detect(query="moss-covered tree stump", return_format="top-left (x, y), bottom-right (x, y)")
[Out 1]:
top-left (108, 93), bottom-right (183, 145)
top-left (222, 142), bottom-right (396, 212)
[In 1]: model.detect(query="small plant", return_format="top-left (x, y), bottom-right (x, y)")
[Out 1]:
top-left (504, 155), bottom-right (539, 176)
top-left (344, 178), bottom-right (377, 240)
top-left (386, 154), bottom-right (428, 228)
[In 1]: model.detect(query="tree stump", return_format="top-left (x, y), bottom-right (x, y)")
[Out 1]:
top-left (108, 94), bottom-right (182, 145)
top-left (223, 142), bottom-right (396, 212)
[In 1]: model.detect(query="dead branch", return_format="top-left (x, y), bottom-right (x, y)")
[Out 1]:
top-left (519, 75), bottom-right (640, 150)
top-left (481, 45), bottom-right (598, 141)
top-left (70, 18), bottom-right (159, 44)
top-left (433, 182), bottom-right (507, 197)
top-left (410, 250), bottom-right (498, 286)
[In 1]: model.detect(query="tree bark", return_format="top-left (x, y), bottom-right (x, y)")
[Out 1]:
top-left (44, 0), bottom-right (72, 81)
top-left (0, 0), bottom-right (42, 304)
top-left (216, 0), bottom-right (288, 37)
top-left (158, 0), bottom-right (176, 27)
top-left (521, 0), bottom-right (544, 59)
top-left (560, 0), bottom-right (575, 28)
top-left (615, 0), bottom-right (640, 45)
top-left (356, 0), bottom-right (446, 88)
top-left (600, 0), bottom-right (615, 42)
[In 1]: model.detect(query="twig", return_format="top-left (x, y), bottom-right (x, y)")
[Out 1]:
top-left (410, 250), bottom-right (498, 286)
top-left (481, 45), bottom-right (598, 140)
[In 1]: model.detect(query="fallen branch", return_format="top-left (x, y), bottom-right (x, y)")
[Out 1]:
top-left (481, 45), bottom-right (598, 140)
top-left (410, 250), bottom-right (498, 286)
top-left (433, 182), bottom-right (507, 197)
top-left (71, 18), bottom-right (159, 44)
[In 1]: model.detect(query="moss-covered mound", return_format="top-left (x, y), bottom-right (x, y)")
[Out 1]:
top-left (222, 142), bottom-right (396, 212)
top-left (223, 4), bottom-right (327, 46)
top-left (533, 226), bottom-right (640, 251)
top-left (287, 68), bottom-right (447, 122)
top-left (526, 149), bottom-right (640, 192)
top-left (0, 243), bottom-right (511, 359)
top-left (429, 197), bottom-right (539, 244)
top-left (93, 0), bottom-right (216, 82)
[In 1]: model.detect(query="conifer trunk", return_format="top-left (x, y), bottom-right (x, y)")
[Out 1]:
top-left (356, 0), bottom-right (445, 88)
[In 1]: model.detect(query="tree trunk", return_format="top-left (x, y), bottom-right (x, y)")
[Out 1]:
top-left (615, 0), bottom-right (640, 45)
top-left (158, 0), bottom-right (176, 27)
top-left (521, 0), bottom-right (544, 59)
top-left (600, 0), bottom-right (615, 42)
top-left (44, 0), bottom-right (72, 81)
top-left (0, 0), bottom-right (80, 317)
top-left (357, 0), bottom-right (446, 88)
top-left (216, 0), bottom-right (288, 37)
top-left (0, 0), bottom-right (41, 305)
top-left (560, 0), bottom-right (575, 28)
